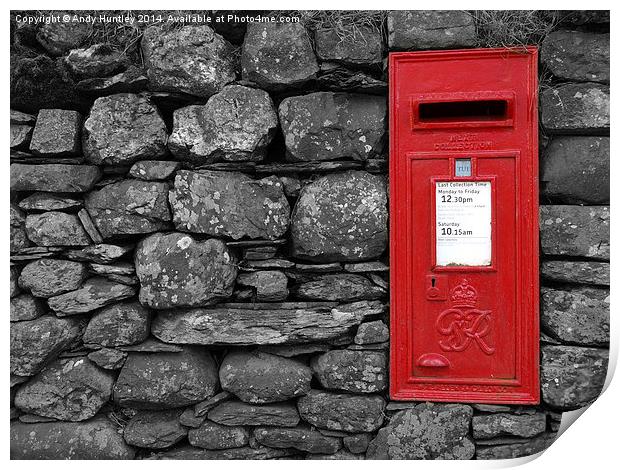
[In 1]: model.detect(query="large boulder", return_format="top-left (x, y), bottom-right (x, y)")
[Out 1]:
top-left (541, 260), bottom-right (609, 286)
top-left (14, 357), bottom-right (114, 421)
top-left (142, 25), bottom-right (236, 97)
top-left (241, 22), bottom-right (318, 91)
top-left (84, 179), bottom-right (171, 239)
top-left (123, 409), bottom-right (187, 449)
top-left (311, 350), bottom-right (387, 393)
top-left (542, 136), bottom-right (609, 204)
top-left (542, 31), bottom-right (609, 84)
top-left (541, 287), bottom-right (609, 346)
top-left (472, 412), bottom-right (547, 439)
top-left (219, 351), bottom-right (312, 403)
top-left (18, 259), bottom-right (88, 298)
top-left (10, 418), bottom-right (135, 459)
top-left (297, 390), bottom-right (385, 432)
top-left (387, 10), bottom-right (476, 50)
top-left (254, 426), bottom-right (342, 454)
top-left (293, 273), bottom-right (386, 301)
top-left (168, 85), bottom-right (277, 163)
top-left (541, 345), bottom-right (608, 410)
top-left (540, 206), bottom-right (609, 260)
top-left (29, 109), bottom-right (82, 156)
top-left (169, 170), bottom-right (290, 240)
top-left (10, 164), bottom-right (100, 193)
top-left (315, 26), bottom-right (383, 68)
top-left (47, 278), bottom-right (136, 316)
top-left (114, 348), bottom-right (219, 409)
top-left (82, 93), bottom-right (168, 165)
top-left (134, 232), bottom-right (237, 309)
top-left (291, 171), bottom-right (387, 261)
top-left (208, 400), bottom-right (300, 427)
top-left (25, 211), bottom-right (90, 246)
top-left (83, 301), bottom-right (151, 347)
top-left (188, 420), bottom-right (249, 450)
top-left (366, 403), bottom-right (475, 460)
top-left (279, 92), bottom-right (386, 162)
top-left (10, 316), bottom-right (83, 377)
top-left (541, 83), bottom-right (609, 134)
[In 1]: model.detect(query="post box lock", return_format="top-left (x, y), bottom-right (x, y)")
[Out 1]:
top-left (426, 274), bottom-right (448, 300)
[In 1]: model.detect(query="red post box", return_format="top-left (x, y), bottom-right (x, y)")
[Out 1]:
top-left (389, 48), bottom-right (539, 404)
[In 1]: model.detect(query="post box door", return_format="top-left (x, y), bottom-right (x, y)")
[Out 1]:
top-left (389, 49), bottom-right (539, 404)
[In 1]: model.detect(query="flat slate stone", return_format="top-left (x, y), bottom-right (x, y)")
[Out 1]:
top-left (242, 22), bottom-right (318, 91)
top-left (297, 390), bottom-right (385, 432)
top-left (315, 26), bottom-right (383, 67)
top-left (18, 259), bottom-right (88, 298)
top-left (83, 300), bottom-right (151, 347)
top-left (114, 348), bottom-right (219, 409)
top-left (118, 337), bottom-right (183, 353)
top-left (311, 350), bottom-right (388, 393)
top-left (84, 179), bottom-right (171, 239)
top-left (472, 413), bottom-right (547, 439)
top-left (293, 273), bottom-right (386, 301)
top-left (129, 160), bottom-right (181, 181)
top-left (76, 65), bottom-right (148, 95)
top-left (18, 193), bottom-right (82, 212)
top-left (540, 205), bottom-right (609, 260)
top-left (367, 403), bottom-right (474, 460)
top-left (10, 294), bottom-right (45, 322)
top-left (291, 171), bottom-right (388, 262)
top-left (236, 270), bottom-right (289, 301)
top-left (541, 83), bottom-right (609, 134)
top-left (14, 357), bottom-right (114, 421)
top-left (541, 345), bottom-right (608, 410)
top-left (87, 348), bottom-right (127, 370)
top-left (64, 43), bottom-right (128, 78)
top-left (25, 211), bottom-right (91, 247)
top-left (188, 420), bottom-right (249, 450)
top-left (135, 232), bottom-right (237, 309)
top-left (208, 400), bottom-right (300, 427)
top-left (142, 25), bottom-right (237, 97)
top-left (10, 124), bottom-right (32, 149)
top-left (279, 92), bottom-right (386, 162)
top-left (169, 170), bottom-right (290, 240)
top-left (254, 426), bottom-right (342, 454)
top-left (220, 350), bottom-right (312, 404)
top-left (317, 64), bottom-right (387, 95)
top-left (151, 300), bottom-right (385, 345)
top-left (541, 260), bottom-right (609, 286)
top-left (306, 449), bottom-right (365, 460)
top-left (476, 433), bottom-right (556, 460)
top-left (10, 417), bottom-right (135, 460)
top-left (10, 164), bottom-right (101, 193)
top-left (123, 409), bottom-right (187, 449)
top-left (542, 30), bottom-right (609, 84)
top-left (29, 109), bottom-right (82, 156)
top-left (47, 277), bottom-right (136, 316)
top-left (65, 243), bottom-right (133, 264)
top-left (150, 445), bottom-right (296, 460)
top-left (82, 93), bottom-right (168, 165)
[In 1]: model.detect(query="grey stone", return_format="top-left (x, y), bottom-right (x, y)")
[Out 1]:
top-left (10, 316), bottom-right (83, 376)
top-left (236, 271), bottom-right (288, 301)
top-left (151, 300), bottom-right (385, 345)
top-left (208, 400), bottom-right (300, 427)
top-left (129, 160), bottom-right (181, 181)
top-left (29, 109), bottom-right (81, 156)
top-left (84, 179), bottom-right (171, 239)
top-left (188, 420), bottom-right (249, 449)
top-left (291, 171), bottom-right (388, 261)
top-left (471, 404), bottom-right (513, 413)
top-left (297, 390), bottom-right (385, 432)
top-left (76, 65), bottom-right (148, 95)
top-left (10, 164), bottom-right (101, 193)
top-left (472, 413), bottom-right (547, 439)
top-left (355, 320), bottom-right (389, 344)
top-left (279, 176), bottom-right (302, 198)
top-left (10, 265), bottom-right (20, 298)
top-left (18, 259), bottom-right (87, 298)
top-left (254, 426), bottom-right (341, 454)
top-left (10, 294), bottom-right (45, 322)
top-left (367, 403), bottom-right (475, 460)
top-left (118, 338), bottom-right (183, 353)
top-left (48, 278), bottom-right (135, 316)
top-left (10, 124), bottom-right (32, 148)
top-left (540, 206), bottom-right (609, 260)
top-left (259, 343), bottom-right (331, 358)
top-left (25, 211), bottom-right (90, 246)
top-left (10, 203), bottom-right (29, 252)
top-left (77, 208), bottom-right (103, 244)
top-left (64, 43), bottom-right (128, 78)
top-left (14, 357), bottom-right (114, 421)
top-left (541, 345), bottom-right (608, 410)
top-left (542, 137), bottom-right (609, 204)
top-left (476, 433), bottom-right (556, 460)
top-left (542, 287), bottom-right (609, 346)
top-left (135, 232), bottom-right (236, 309)
top-left (10, 417), bottom-right (135, 459)
top-left (87, 348), bottom-right (127, 370)
top-left (311, 350), bottom-right (387, 393)
top-left (114, 348), bottom-right (219, 409)
top-left (83, 93), bottom-right (168, 165)
top-left (542, 31), bottom-right (609, 84)
top-left (220, 351), bottom-right (312, 404)
top-left (345, 261), bottom-right (389, 273)
top-left (179, 408), bottom-right (205, 428)
top-left (242, 22), bottom-right (318, 91)
top-left (541, 83), bottom-right (609, 133)
top-left (151, 445), bottom-right (296, 460)
top-left (294, 274), bottom-right (385, 301)
top-left (541, 260), bottom-right (609, 286)
top-left (317, 64), bottom-right (387, 94)
top-left (18, 193), bottom-right (82, 212)
top-left (35, 17), bottom-right (90, 56)
top-left (315, 26), bottom-right (383, 67)
top-left (124, 409), bottom-right (187, 449)
top-left (241, 258), bottom-right (295, 270)
top-left (11, 109), bottom-right (36, 125)
top-left (83, 301), bottom-right (150, 347)
top-left (169, 170), bottom-right (290, 240)
top-left (142, 25), bottom-right (237, 97)
top-left (168, 85), bottom-right (277, 163)
top-left (279, 92), bottom-right (386, 162)
top-left (65, 243), bottom-right (133, 264)
top-left (388, 10), bottom-right (476, 50)
top-left (306, 449), bottom-right (365, 460)
top-left (194, 391), bottom-right (233, 417)
top-left (556, 10), bottom-right (609, 25)
top-left (343, 433), bottom-right (371, 454)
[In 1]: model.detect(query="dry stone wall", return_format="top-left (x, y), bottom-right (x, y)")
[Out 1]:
top-left (10, 10), bottom-right (609, 460)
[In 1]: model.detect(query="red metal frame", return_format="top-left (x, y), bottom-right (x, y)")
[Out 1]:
top-left (389, 48), bottom-right (539, 404)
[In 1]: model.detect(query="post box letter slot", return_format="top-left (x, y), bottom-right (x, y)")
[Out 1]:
top-left (418, 100), bottom-right (508, 122)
